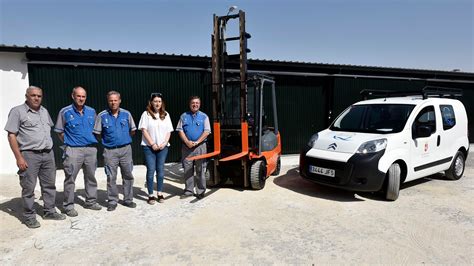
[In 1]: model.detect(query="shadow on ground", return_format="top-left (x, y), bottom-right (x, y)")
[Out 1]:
top-left (274, 167), bottom-right (450, 202)
top-left (0, 198), bottom-right (39, 224)
top-left (273, 167), bottom-right (364, 202)
top-left (0, 162), bottom-right (247, 222)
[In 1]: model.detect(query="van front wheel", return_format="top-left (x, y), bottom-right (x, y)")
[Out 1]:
top-left (385, 163), bottom-right (401, 201)
top-left (445, 151), bottom-right (465, 180)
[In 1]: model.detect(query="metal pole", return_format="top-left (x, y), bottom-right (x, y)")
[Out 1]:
top-left (271, 81), bottom-right (278, 134)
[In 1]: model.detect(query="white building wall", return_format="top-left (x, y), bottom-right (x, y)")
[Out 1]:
top-left (0, 52), bottom-right (29, 174)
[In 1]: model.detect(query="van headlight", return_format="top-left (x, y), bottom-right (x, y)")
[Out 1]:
top-left (307, 133), bottom-right (319, 148)
top-left (356, 139), bottom-right (387, 154)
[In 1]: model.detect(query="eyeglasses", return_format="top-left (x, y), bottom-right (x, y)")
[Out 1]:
top-left (150, 92), bottom-right (163, 98)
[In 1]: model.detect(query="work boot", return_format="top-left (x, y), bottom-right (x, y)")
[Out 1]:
top-left (64, 209), bottom-right (78, 217)
top-left (180, 190), bottom-right (193, 199)
top-left (84, 202), bottom-right (102, 211)
top-left (107, 204), bottom-right (117, 212)
top-left (123, 201), bottom-right (136, 208)
top-left (196, 193), bottom-right (206, 200)
top-left (43, 212), bottom-right (66, 220)
top-left (24, 218), bottom-right (41, 229)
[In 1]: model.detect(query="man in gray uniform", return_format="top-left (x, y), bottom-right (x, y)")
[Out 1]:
top-left (176, 96), bottom-right (211, 199)
top-left (5, 86), bottom-right (66, 228)
top-left (55, 86), bottom-right (102, 217)
top-left (93, 91), bottom-right (137, 211)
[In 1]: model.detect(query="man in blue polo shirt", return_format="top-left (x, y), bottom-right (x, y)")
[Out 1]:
top-left (176, 96), bottom-right (211, 199)
top-left (55, 86), bottom-right (102, 217)
top-left (94, 90), bottom-right (137, 211)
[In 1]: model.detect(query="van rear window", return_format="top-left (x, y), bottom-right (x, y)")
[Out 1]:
top-left (440, 105), bottom-right (456, 130)
top-left (330, 104), bottom-right (415, 134)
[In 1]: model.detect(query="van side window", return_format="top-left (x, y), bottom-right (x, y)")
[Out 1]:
top-left (413, 106), bottom-right (436, 133)
top-left (440, 105), bottom-right (456, 130)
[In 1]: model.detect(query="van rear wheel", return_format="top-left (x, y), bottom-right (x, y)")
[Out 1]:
top-left (385, 163), bottom-right (401, 201)
top-left (445, 151), bottom-right (465, 180)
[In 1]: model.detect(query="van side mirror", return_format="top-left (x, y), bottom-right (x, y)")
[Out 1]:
top-left (415, 125), bottom-right (432, 138)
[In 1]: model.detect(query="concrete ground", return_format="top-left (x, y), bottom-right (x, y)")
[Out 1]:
top-left (0, 149), bottom-right (473, 264)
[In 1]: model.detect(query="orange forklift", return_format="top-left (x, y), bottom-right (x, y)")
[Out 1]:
top-left (187, 9), bottom-right (282, 189)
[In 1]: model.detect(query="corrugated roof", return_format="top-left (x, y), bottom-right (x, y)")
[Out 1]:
top-left (0, 44), bottom-right (209, 59)
top-left (1, 43), bottom-right (471, 74)
top-left (1, 44), bottom-right (473, 82)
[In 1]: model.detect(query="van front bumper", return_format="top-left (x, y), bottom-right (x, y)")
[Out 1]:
top-left (299, 147), bottom-right (386, 192)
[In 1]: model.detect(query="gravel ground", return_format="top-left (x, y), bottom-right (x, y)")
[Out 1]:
top-left (0, 148), bottom-right (473, 264)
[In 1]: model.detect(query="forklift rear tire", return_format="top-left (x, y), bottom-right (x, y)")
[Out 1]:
top-left (250, 160), bottom-right (266, 190)
top-left (271, 156), bottom-right (281, 176)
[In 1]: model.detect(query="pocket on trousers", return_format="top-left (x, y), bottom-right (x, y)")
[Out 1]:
top-left (18, 169), bottom-right (30, 189)
top-left (60, 145), bottom-right (67, 160)
top-left (63, 163), bottom-right (74, 177)
top-left (17, 169), bottom-right (26, 180)
top-left (104, 165), bottom-right (111, 178)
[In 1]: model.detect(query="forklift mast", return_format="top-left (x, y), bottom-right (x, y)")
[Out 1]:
top-left (211, 10), bottom-right (249, 123)
top-left (188, 9), bottom-right (281, 189)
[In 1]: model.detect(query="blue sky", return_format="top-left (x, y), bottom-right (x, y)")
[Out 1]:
top-left (1, 0), bottom-right (472, 72)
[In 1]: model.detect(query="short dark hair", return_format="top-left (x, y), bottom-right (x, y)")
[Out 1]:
top-left (189, 95), bottom-right (200, 103)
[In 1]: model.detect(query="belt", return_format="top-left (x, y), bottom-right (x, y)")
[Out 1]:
top-left (105, 144), bottom-right (129, 150)
top-left (68, 144), bottom-right (97, 148)
top-left (22, 149), bottom-right (52, 153)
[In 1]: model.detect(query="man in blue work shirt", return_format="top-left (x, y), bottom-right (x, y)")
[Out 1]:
top-left (176, 96), bottom-right (211, 199)
top-left (94, 90), bottom-right (137, 211)
top-left (55, 86), bottom-right (102, 217)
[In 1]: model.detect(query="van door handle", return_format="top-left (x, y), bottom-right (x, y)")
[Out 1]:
top-left (437, 135), bottom-right (440, 146)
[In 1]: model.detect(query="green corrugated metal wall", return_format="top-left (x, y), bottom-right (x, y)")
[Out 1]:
top-left (27, 64), bottom-right (328, 165)
top-left (28, 64), bottom-right (211, 167)
top-left (27, 64), bottom-right (474, 168)
top-left (275, 75), bottom-right (326, 153)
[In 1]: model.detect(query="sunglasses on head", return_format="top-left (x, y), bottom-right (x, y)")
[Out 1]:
top-left (150, 92), bottom-right (163, 98)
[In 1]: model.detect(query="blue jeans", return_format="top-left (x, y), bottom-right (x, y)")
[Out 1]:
top-left (143, 145), bottom-right (168, 195)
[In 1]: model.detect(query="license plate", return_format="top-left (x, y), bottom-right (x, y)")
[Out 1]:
top-left (309, 165), bottom-right (335, 177)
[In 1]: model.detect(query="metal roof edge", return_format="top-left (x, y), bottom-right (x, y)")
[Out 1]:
top-left (1, 44), bottom-right (473, 80)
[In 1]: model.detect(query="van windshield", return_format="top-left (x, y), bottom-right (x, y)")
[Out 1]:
top-left (330, 104), bottom-right (415, 133)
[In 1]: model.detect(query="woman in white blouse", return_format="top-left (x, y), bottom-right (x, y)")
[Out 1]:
top-left (138, 93), bottom-right (174, 204)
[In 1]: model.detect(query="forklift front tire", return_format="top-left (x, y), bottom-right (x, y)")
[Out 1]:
top-left (250, 160), bottom-right (266, 190)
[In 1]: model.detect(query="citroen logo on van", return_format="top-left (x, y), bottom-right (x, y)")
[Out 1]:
top-left (328, 143), bottom-right (337, 150)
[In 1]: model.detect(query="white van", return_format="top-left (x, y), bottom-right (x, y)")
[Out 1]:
top-left (299, 89), bottom-right (469, 200)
